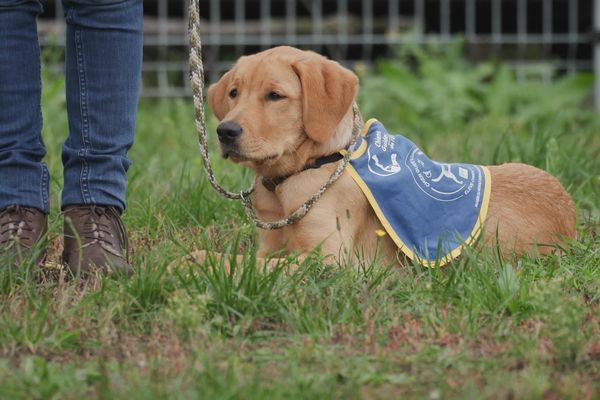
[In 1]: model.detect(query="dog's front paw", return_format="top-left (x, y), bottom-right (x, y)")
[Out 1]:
top-left (188, 249), bottom-right (209, 265)
top-left (167, 249), bottom-right (212, 274)
top-left (188, 250), bottom-right (233, 273)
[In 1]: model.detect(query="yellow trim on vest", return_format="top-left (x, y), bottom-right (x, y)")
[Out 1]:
top-left (340, 118), bottom-right (377, 160)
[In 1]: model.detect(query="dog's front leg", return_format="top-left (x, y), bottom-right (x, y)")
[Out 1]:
top-left (187, 249), bottom-right (300, 273)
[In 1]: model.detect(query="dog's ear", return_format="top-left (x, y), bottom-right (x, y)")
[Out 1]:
top-left (207, 70), bottom-right (233, 121)
top-left (292, 54), bottom-right (359, 143)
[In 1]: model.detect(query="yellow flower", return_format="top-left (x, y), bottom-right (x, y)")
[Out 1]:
top-left (375, 229), bottom-right (387, 238)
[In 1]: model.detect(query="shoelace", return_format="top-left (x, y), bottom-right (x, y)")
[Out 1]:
top-left (72, 206), bottom-right (129, 261)
top-left (0, 205), bottom-right (37, 249)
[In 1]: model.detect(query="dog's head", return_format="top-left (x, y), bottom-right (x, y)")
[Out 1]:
top-left (207, 46), bottom-right (359, 177)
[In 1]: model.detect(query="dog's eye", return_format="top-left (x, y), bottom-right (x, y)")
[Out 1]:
top-left (267, 91), bottom-right (285, 101)
top-left (229, 88), bottom-right (238, 98)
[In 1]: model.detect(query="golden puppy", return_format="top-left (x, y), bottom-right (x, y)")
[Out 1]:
top-left (202, 46), bottom-right (575, 268)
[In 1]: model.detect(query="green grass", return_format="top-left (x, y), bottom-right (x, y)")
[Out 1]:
top-left (0, 45), bottom-right (599, 399)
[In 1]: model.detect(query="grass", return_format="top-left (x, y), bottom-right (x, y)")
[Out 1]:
top-left (0, 45), bottom-right (599, 399)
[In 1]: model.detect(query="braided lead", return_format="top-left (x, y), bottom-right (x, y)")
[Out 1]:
top-left (189, 0), bottom-right (253, 200)
top-left (188, 0), bottom-right (363, 229)
top-left (240, 105), bottom-right (363, 230)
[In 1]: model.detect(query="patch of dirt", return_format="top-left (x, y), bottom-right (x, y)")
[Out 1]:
top-left (386, 316), bottom-right (425, 352)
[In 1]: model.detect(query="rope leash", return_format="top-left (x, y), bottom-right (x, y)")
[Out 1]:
top-left (188, 0), bottom-right (363, 230)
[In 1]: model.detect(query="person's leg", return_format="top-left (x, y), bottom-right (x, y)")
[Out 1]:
top-left (0, 1), bottom-right (49, 267)
top-left (0, 0), bottom-right (49, 213)
top-left (60, 0), bottom-right (142, 274)
top-left (61, 0), bottom-right (143, 211)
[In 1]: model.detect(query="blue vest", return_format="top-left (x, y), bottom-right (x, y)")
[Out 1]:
top-left (343, 119), bottom-right (491, 266)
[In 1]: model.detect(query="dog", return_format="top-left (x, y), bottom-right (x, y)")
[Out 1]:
top-left (197, 46), bottom-right (576, 269)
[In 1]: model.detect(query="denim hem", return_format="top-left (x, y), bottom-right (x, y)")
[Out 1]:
top-left (61, 200), bottom-right (125, 214)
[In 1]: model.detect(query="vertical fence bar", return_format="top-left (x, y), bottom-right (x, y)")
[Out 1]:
top-left (492, 0), bottom-right (501, 45)
top-left (517, 0), bottom-right (527, 44)
top-left (210, 0), bottom-right (220, 40)
top-left (543, 0), bottom-right (552, 49)
top-left (285, 0), bottom-right (296, 45)
top-left (55, 0), bottom-right (64, 74)
top-left (158, 0), bottom-right (168, 96)
top-left (362, 0), bottom-right (373, 59)
top-left (55, 0), bottom-right (63, 22)
top-left (312, 0), bottom-right (323, 52)
top-left (440, 0), bottom-right (450, 43)
top-left (260, 0), bottom-right (271, 49)
top-left (389, 0), bottom-right (400, 40)
top-left (466, 0), bottom-right (475, 41)
top-left (415, 0), bottom-right (424, 42)
top-left (517, 0), bottom-right (527, 80)
top-left (465, 0), bottom-right (475, 62)
top-left (568, 0), bottom-right (578, 73)
top-left (542, 0), bottom-right (553, 83)
top-left (595, 0), bottom-right (600, 112)
top-left (235, 0), bottom-right (246, 56)
top-left (338, 0), bottom-right (348, 60)
top-left (209, 0), bottom-right (221, 82)
top-left (183, 0), bottom-right (191, 95)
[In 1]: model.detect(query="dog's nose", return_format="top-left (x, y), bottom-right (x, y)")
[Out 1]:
top-left (217, 121), bottom-right (243, 144)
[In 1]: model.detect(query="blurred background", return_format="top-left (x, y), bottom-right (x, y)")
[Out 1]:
top-left (37, 0), bottom-right (594, 98)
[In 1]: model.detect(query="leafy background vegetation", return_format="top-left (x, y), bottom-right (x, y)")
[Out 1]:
top-left (1, 44), bottom-right (599, 399)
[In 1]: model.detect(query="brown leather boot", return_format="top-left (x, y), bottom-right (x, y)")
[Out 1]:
top-left (63, 205), bottom-right (133, 276)
top-left (0, 205), bottom-right (48, 269)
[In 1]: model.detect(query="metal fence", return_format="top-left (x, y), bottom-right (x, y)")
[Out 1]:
top-left (38, 0), bottom-right (595, 99)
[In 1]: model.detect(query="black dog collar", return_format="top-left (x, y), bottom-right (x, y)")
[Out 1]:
top-left (261, 152), bottom-right (344, 192)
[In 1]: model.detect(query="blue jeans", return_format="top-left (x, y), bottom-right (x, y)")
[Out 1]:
top-left (0, 0), bottom-right (143, 214)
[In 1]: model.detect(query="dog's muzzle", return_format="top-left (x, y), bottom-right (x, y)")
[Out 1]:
top-left (217, 121), bottom-right (243, 146)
